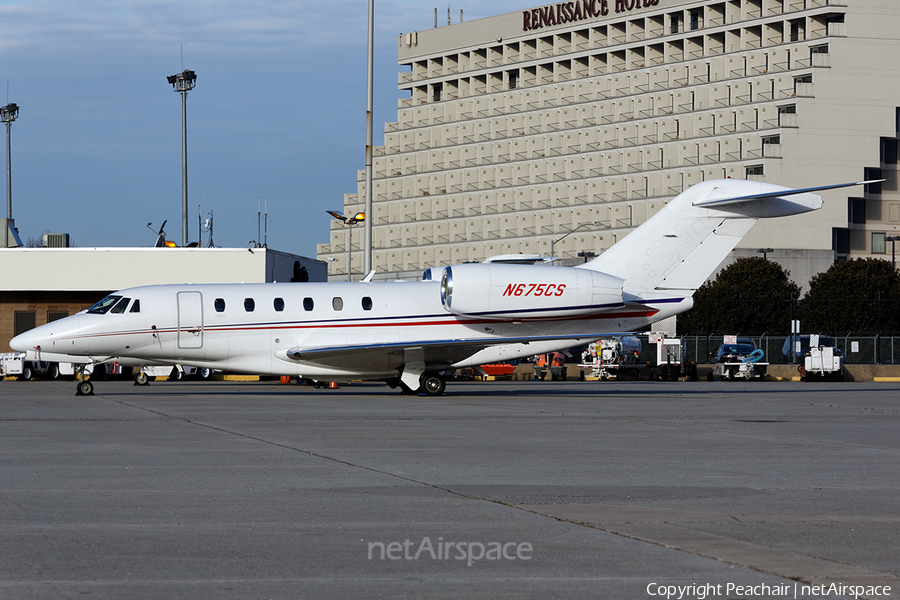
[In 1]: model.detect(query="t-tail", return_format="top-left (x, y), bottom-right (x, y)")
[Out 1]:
top-left (576, 179), bottom-right (875, 304)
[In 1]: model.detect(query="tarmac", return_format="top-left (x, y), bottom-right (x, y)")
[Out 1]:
top-left (0, 378), bottom-right (898, 599)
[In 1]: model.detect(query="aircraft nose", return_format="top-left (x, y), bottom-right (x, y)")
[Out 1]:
top-left (9, 316), bottom-right (75, 353)
top-left (9, 329), bottom-right (35, 353)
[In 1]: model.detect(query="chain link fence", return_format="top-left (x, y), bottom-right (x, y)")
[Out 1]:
top-left (680, 335), bottom-right (900, 365)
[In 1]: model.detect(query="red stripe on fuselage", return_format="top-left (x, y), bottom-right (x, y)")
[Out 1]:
top-left (56, 309), bottom-right (659, 343)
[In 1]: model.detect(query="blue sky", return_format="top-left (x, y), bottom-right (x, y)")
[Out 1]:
top-left (1, 0), bottom-right (528, 257)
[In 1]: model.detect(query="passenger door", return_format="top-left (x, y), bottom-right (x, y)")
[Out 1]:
top-left (177, 291), bottom-right (204, 349)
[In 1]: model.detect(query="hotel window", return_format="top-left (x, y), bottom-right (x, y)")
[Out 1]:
top-left (14, 311), bottom-right (36, 336)
top-left (849, 198), bottom-right (866, 225)
top-left (872, 232), bottom-right (886, 254)
top-left (864, 169), bottom-right (882, 194)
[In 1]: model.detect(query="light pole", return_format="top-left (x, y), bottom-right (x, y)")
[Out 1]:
top-left (550, 222), bottom-right (607, 258)
top-left (1, 102), bottom-right (18, 221)
top-left (167, 69), bottom-right (196, 246)
top-left (757, 247), bottom-right (774, 260)
top-left (327, 210), bottom-right (365, 281)
top-left (363, 0), bottom-right (374, 276)
top-left (886, 236), bottom-right (900, 270)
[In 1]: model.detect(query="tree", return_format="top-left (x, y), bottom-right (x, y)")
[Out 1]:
top-left (677, 257), bottom-right (801, 335)
top-left (800, 258), bottom-right (900, 335)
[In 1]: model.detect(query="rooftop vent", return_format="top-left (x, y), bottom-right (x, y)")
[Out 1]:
top-left (42, 233), bottom-right (70, 248)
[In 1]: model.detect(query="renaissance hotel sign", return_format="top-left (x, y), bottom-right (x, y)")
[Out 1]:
top-left (523, 0), bottom-right (660, 31)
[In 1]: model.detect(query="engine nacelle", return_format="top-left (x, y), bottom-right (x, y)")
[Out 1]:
top-left (440, 263), bottom-right (624, 319)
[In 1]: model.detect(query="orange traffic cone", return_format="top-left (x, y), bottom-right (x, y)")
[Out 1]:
top-left (327, 381), bottom-right (339, 389)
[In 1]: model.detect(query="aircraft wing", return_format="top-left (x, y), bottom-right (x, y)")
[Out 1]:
top-left (276, 333), bottom-right (598, 372)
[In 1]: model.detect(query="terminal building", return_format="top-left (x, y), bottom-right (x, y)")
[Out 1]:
top-left (319, 0), bottom-right (900, 285)
top-left (0, 247), bottom-right (326, 353)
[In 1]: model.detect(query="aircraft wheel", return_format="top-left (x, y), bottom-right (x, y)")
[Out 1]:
top-left (77, 380), bottom-right (94, 396)
top-left (21, 366), bottom-right (33, 381)
top-left (198, 367), bottom-right (211, 380)
top-left (421, 373), bottom-right (446, 396)
top-left (134, 372), bottom-right (150, 386)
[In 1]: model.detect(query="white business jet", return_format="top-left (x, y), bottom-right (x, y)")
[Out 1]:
top-left (9, 179), bottom-right (870, 396)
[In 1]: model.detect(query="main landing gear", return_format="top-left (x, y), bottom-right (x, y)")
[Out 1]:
top-left (387, 371), bottom-right (448, 396)
top-left (420, 373), bottom-right (447, 396)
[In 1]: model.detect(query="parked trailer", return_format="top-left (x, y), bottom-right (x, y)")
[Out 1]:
top-left (580, 336), bottom-right (644, 380)
top-left (711, 353), bottom-right (769, 381)
top-left (648, 334), bottom-right (698, 381)
top-left (803, 345), bottom-right (844, 381)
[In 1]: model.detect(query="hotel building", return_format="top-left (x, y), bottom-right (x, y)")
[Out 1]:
top-left (319, 0), bottom-right (900, 286)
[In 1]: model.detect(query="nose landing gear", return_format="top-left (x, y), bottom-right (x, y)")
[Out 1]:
top-left (74, 365), bottom-right (95, 396)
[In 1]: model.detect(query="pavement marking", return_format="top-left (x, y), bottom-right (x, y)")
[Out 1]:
top-left (517, 502), bottom-right (899, 595)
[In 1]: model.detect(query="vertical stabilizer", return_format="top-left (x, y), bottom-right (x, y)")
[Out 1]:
top-left (576, 179), bottom-right (828, 294)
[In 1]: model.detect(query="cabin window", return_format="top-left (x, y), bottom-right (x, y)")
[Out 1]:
top-left (274, 297), bottom-right (285, 312)
top-left (110, 297), bottom-right (131, 314)
top-left (332, 297), bottom-right (343, 311)
top-left (87, 295), bottom-right (122, 315)
top-left (244, 298), bottom-right (256, 312)
top-left (129, 300), bottom-right (141, 313)
top-left (303, 297), bottom-right (314, 311)
top-left (361, 297), bottom-right (373, 311)
top-left (215, 298), bottom-right (226, 312)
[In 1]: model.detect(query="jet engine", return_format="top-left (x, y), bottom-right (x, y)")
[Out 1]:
top-left (439, 263), bottom-right (624, 319)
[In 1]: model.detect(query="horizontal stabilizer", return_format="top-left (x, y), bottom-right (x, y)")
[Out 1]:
top-left (694, 180), bottom-right (884, 209)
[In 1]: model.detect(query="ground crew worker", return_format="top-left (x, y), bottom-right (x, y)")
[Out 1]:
top-left (534, 354), bottom-right (548, 380)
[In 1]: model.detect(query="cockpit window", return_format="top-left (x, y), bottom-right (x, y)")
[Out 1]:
top-left (129, 299), bottom-right (141, 313)
top-left (87, 295), bottom-right (122, 315)
top-left (110, 297), bottom-right (131, 314)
